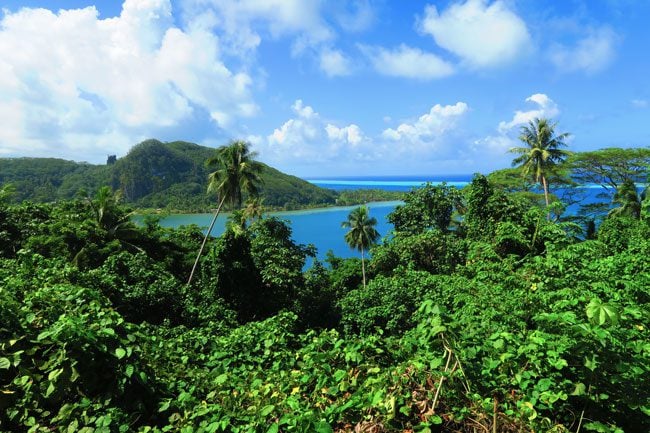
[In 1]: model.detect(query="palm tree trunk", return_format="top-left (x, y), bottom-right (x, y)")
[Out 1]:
top-left (542, 175), bottom-right (550, 220)
top-left (361, 247), bottom-right (366, 289)
top-left (541, 175), bottom-right (550, 207)
top-left (187, 195), bottom-right (227, 285)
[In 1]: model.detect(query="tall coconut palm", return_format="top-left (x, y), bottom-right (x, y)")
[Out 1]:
top-left (187, 140), bottom-right (263, 285)
top-left (342, 205), bottom-right (380, 289)
top-left (509, 118), bottom-right (570, 210)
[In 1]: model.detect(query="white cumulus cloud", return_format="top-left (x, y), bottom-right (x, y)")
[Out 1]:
top-left (180, 0), bottom-right (333, 56)
top-left (549, 26), bottom-right (618, 74)
top-left (472, 135), bottom-right (517, 155)
top-left (326, 124), bottom-right (364, 146)
top-left (418, 0), bottom-right (531, 68)
top-left (181, 0), bottom-right (368, 77)
top-left (474, 93), bottom-right (561, 160)
top-left (0, 0), bottom-right (256, 161)
top-left (319, 48), bottom-right (353, 77)
top-left (360, 44), bottom-right (455, 79)
top-left (382, 103), bottom-right (469, 146)
top-left (498, 94), bottom-right (559, 133)
top-left (262, 100), bottom-right (369, 165)
top-left (260, 100), bottom-right (471, 174)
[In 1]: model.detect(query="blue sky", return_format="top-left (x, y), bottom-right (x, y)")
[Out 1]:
top-left (0, 0), bottom-right (648, 176)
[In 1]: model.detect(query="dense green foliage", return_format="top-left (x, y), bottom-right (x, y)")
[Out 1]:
top-left (388, 183), bottom-right (463, 235)
top-left (1, 167), bottom-right (649, 432)
top-left (0, 140), bottom-right (337, 211)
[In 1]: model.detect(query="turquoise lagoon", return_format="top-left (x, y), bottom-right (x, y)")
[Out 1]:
top-left (148, 201), bottom-right (402, 261)
top-left (149, 175), bottom-right (614, 262)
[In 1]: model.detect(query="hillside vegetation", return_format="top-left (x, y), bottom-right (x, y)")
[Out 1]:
top-left (1, 170), bottom-right (648, 432)
top-left (0, 139), bottom-right (338, 211)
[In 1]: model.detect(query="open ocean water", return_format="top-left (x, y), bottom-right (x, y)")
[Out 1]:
top-left (305, 174), bottom-right (473, 191)
top-left (150, 175), bottom-right (614, 262)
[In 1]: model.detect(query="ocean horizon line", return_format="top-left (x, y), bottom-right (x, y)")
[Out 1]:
top-left (303, 174), bottom-right (474, 181)
top-left (306, 178), bottom-right (612, 190)
top-left (308, 180), bottom-right (470, 187)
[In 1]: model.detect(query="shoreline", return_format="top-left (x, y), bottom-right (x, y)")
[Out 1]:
top-left (134, 199), bottom-right (403, 218)
top-left (131, 181), bottom-right (618, 217)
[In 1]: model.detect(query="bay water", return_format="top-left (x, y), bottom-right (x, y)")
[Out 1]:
top-left (150, 175), bottom-right (612, 261)
top-left (148, 201), bottom-right (400, 261)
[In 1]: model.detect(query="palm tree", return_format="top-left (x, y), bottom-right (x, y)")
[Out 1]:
top-left (242, 196), bottom-right (265, 222)
top-left (509, 118), bottom-right (570, 210)
top-left (89, 186), bottom-right (123, 230)
top-left (187, 140), bottom-right (263, 285)
top-left (86, 186), bottom-right (140, 242)
top-left (608, 179), bottom-right (642, 219)
top-left (342, 205), bottom-right (380, 289)
top-left (74, 186), bottom-right (142, 266)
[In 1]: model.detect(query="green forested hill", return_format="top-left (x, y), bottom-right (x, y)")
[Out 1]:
top-left (0, 157), bottom-right (109, 203)
top-left (0, 139), bottom-right (337, 210)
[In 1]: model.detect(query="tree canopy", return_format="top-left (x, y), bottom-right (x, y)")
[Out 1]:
top-left (567, 147), bottom-right (650, 192)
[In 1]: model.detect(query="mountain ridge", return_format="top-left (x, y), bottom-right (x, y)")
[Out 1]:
top-left (0, 139), bottom-right (338, 211)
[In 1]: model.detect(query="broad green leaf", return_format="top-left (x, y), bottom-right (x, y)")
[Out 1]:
top-left (0, 357), bottom-right (10, 369)
top-left (48, 368), bottom-right (63, 381)
top-left (586, 298), bottom-right (620, 326)
top-left (205, 422), bottom-right (220, 433)
top-left (371, 390), bottom-right (384, 406)
top-left (260, 404), bottom-right (275, 417)
top-left (571, 383), bottom-right (587, 396)
top-left (70, 366), bottom-right (80, 383)
top-left (214, 373), bottom-right (228, 385)
top-left (158, 400), bottom-right (171, 413)
top-left (583, 421), bottom-right (614, 432)
top-left (115, 347), bottom-right (126, 359)
top-left (333, 369), bottom-right (347, 382)
top-left (67, 420), bottom-right (79, 433)
top-left (314, 421), bottom-right (333, 433)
